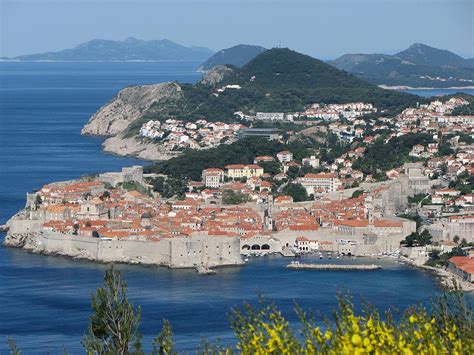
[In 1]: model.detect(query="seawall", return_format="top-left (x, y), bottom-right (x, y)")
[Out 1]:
top-left (4, 223), bottom-right (243, 271)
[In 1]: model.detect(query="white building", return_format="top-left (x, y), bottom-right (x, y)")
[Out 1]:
top-left (202, 168), bottom-right (225, 188)
top-left (297, 173), bottom-right (341, 195)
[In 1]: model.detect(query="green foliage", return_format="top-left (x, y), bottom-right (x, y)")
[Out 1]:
top-left (34, 194), bottom-right (42, 209)
top-left (449, 170), bottom-right (473, 195)
top-left (148, 176), bottom-right (187, 199)
top-left (351, 189), bottom-right (364, 199)
top-left (152, 320), bottom-right (176, 355)
top-left (82, 267), bottom-right (143, 354)
top-left (227, 292), bottom-right (473, 354)
top-left (222, 190), bottom-right (250, 205)
top-left (352, 133), bottom-right (434, 175)
top-left (401, 230), bottom-right (433, 247)
top-left (258, 160), bottom-right (281, 176)
top-left (437, 141), bottom-right (454, 157)
top-left (145, 138), bottom-right (287, 181)
top-left (408, 193), bottom-right (431, 205)
top-left (119, 181), bottom-right (151, 196)
top-left (124, 48), bottom-right (419, 137)
top-left (283, 183), bottom-right (309, 202)
top-left (398, 213), bottom-right (423, 229)
top-left (450, 94), bottom-right (474, 116)
top-left (426, 242), bottom-right (472, 267)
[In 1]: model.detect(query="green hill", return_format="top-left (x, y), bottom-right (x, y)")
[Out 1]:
top-left (137, 48), bottom-right (417, 127)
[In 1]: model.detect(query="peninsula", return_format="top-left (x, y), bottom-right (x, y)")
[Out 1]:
top-left (4, 48), bottom-right (474, 284)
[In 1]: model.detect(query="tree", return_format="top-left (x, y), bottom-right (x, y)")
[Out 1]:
top-left (35, 194), bottom-right (42, 209)
top-left (453, 235), bottom-right (460, 244)
top-left (283, 183), bottom-right (308, 202)
top-left (400, 230), bottom-right (432, 247)
top-left (152, 320), bottom-right (176, 355)
top-left (222, 190), bottom-right (250, 205)
top-left (82, 267), bottom-right (143, 354)
top-left (351, 190), bottom-right (364, 199)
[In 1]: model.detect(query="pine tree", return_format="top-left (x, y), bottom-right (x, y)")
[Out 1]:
top-left (82, 267), bottom-right (143, 355)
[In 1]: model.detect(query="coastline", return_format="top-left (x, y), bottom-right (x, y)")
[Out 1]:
top-left (396, 256), bottom-right (474, 292)
top-left (378, 84), bottom-right (474, 91)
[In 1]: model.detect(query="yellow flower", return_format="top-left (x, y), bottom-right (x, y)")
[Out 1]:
top-left (324, 330), bottom-right (333, 340)
top-left (409, 315), bottom-right (417, 324)
top-left (363, 337), bottom-right (371, 347)
top-left (352, 334), bottom-right (362, 346)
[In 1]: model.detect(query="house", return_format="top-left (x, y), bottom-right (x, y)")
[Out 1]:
top-left (295, 236), bottom-right (319, 252)
top-left (302, 156), bottom-right (320, 168)
top-left (447, 255), bottom-right (474, 283)
top-left (435, 188), bottom-right (461, 198)
top-left (254, 156), bottom-right (274, 164)
top-left (202, 168), bottom-right (225, 188)
top-left (225, 164), bottom-right (264, 179)
top-left (410, 144), bottom-right (425, 157)
top-left (297, 173), bottom-right (341, 195)
top-left (77, 198), bottom-right (108, 220)
top-left (45, 204), bottom-right (72, 221)
top-left (277, 151), bottom-right (293, 163)
top-left (274, 196), bottom-right (294, 204)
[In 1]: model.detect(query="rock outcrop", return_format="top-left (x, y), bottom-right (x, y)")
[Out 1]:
top-left (81, 82), bottom-right (182, 136)
top-left (199, 65), bottom-right (234, 86)
top-left (102, 135), bottom-right (177, 161)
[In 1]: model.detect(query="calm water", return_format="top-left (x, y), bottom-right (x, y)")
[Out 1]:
top-left (0, 63), bottom-right (469, 353)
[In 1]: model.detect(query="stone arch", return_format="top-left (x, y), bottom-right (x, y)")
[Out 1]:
top-left (251, 244), bottom-right (261, 250)
top-left (242, 244), bottom-right (251, 250)
top-left (261, 244), bottom-right (270, 250)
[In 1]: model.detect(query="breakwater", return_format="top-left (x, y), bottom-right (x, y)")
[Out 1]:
top-left (287, 263), bottom-right (381, 271)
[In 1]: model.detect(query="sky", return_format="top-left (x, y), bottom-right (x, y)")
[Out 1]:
top-left (1, 0), bottom-right (473, 59)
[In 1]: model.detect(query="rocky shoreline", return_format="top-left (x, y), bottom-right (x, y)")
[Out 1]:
top-left (396, 256), bottom-right (474, 292)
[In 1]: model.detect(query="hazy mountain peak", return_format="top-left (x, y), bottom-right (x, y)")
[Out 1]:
top-left (198, 44), bottom-right (267, 71)
top-left (3, 38), bottom-right (214, 62)
top-left (395, 43), bottom-right (470, 68)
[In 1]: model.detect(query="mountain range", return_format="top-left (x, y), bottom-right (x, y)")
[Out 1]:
top-left (1, 38), bottom-right (214, 62)
top-left (329, 43), bottom-right (474, 88)
top-left (4, 39), bottom-right (473, 88)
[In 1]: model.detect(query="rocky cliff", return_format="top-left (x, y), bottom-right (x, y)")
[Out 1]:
top-left (80, 66), bottom-right (237, 160)
top-left (81, 82), bottom-right (182, 136)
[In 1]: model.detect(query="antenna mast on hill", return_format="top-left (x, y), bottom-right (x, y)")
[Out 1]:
top-left (278, 40), bottom-right (282, 48)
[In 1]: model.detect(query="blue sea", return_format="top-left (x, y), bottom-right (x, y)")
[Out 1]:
top-left (0, 62), bottom-right (470, 353)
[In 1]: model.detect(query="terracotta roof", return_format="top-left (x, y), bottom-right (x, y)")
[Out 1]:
top-left (303, 173), bottom-right (337, 179)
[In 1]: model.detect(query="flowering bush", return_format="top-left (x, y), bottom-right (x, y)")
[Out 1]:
top-left (225, 291), bottom-right (473, 354)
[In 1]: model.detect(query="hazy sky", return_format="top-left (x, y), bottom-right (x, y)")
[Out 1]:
top-left (1, 0), bottom-right (472, 59)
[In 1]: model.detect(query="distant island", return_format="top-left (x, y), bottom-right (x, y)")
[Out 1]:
top-left (329, 43), bottom-right (474, 88)
top-left (0, 37), bottom-right (214, 62)
top-left (198, 44), bottom-right (267, 71)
